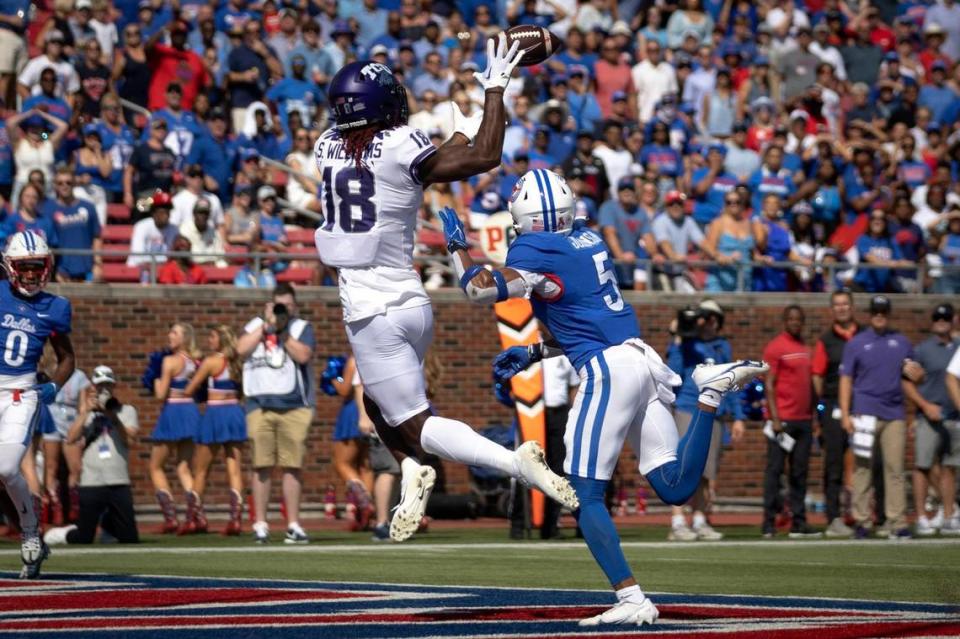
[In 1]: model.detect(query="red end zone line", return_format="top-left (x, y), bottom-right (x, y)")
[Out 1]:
top-left (0, 606), bottom-right (931, 630)
top-left (0, 588), bottom-right (372, 611)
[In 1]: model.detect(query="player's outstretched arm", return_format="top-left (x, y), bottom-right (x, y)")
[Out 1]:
top-left (437, 207), bottom-right (526, 304)
top-left (417, 34), bottom-right (523, 186)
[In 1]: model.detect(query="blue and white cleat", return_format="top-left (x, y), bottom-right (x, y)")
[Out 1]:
top-left (20, 535), bottom-right (50, 579)
top-left (693, 359), bottom-right (769, 407)
top-left (579, 598), bottom-right (660, 627)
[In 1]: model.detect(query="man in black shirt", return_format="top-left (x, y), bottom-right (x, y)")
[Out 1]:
top-left (562, 131), bottom-right (609, 203)
top-left (124, 118), bottom-right (176, 219)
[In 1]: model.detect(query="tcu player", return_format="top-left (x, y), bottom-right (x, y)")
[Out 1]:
top-left (438, 170), bottom-right (767, 627)
top-left (0, 231), bottom-right (76, 578)
top-left (315, 36), bottom-right (579, 543)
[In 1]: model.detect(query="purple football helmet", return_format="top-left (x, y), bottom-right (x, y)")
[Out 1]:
top-left (328, 60), bottom-right (408, 131)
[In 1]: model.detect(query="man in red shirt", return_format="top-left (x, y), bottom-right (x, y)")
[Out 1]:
top-left (594, 36), bottom-right (637, 120)
top-left (147, 20), bottom-right (209, 111)
top-left (761, 305), bottom-right (820, 538)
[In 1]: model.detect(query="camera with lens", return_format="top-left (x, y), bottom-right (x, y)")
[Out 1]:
top-left (272, 302), bottom-right (290, 332)
top-left (676, 306), bottom-right (701, 338)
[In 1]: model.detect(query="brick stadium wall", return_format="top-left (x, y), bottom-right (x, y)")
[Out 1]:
top-left (52, 285), bottom-right (952, 511)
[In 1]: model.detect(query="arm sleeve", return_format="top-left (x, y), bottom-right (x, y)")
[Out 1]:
top-left (296, 322), bottom-right (316, 349)
top-left (762, 340), bottom-right (779, 379)
top-left (810, 339), bottom-right (828, 376)
top-left (52, 298), bottom-right (72, 334)
top-left (838, 339), bottom-right (856, 378)
top-left (947, 348), bottom-right (960, 378)
top-left (394, 127), bottom-right (437, 186)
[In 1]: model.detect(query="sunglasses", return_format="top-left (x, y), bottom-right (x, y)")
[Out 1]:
top-left (55, 179), bottom-right (73, 186)
top-left (725, 199), bottom-right (741, 206)
top-left (296, 136), bottom-right (309, 141)
top-left (933, 313), bottom-right (953, 322)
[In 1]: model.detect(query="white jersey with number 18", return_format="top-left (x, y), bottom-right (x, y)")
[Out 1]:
top-left (314, 125), bottom-right (438, 323)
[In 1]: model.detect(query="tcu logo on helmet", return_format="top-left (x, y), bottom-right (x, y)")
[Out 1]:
top-left (360, 62), bottom-right (393, 85)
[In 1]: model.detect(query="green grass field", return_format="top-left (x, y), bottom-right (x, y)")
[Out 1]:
top-left (4, 525), bottom-right (960, 605)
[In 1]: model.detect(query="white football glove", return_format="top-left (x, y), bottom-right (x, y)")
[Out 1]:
top-left (474, 33), bottom-right (524, 91)
top-left (450, 102), bottom-right (484, 143)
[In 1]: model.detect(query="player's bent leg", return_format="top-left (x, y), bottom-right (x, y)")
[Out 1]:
top-left (644, 406), bottom-right (717, 506)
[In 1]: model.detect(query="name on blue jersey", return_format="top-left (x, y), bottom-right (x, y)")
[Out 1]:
top-left (2, 314), bottom-right (38, 334)
top-left (318, 141), bottom-right (383, 161)
top-left (567, 230), bottom-right (604, 250)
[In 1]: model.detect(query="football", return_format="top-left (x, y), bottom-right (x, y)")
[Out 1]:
top-left (504, 25), bottom-right (562, 67)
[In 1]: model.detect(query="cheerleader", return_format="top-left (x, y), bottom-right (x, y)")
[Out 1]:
top-left (322, 355), bottom-right (373, 530)
top-left (183, 325), bottom-right (247, 535)
top-left (149, 322), bottom-right (201, 534)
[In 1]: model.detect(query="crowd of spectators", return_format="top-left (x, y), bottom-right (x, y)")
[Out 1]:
top-left (1, 0), bottom-right (960, 291)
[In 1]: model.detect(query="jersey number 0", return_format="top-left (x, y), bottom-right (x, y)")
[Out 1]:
top-left (321, 166), bottom-right (377, 233)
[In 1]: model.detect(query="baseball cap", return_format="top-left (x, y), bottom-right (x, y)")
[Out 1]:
top-left (674, 52), bottom-right (693, 68)
top-left (185, 163), bottom-right (204, 178)
top-left (932, 59), bottom-right (948, 71)
top-left (568, 64), bottom-right (588, 77)
top-left (732, 120), bottom-right (748, 133)
top-left (166, 82), bottom-right (183, 94)
top-left (698, 299), bottom-right (724, 317)
top-left (612, 90), bottom-right (627, 102)
top-left (82, 123), bottom-right (101, 138)
top-left (461, 60), bottom-right (479, 71)
top-left (513, 150), bottom-right (529, 162)
top-left (291, 53), bottom-right (307, 65)
top-left (682, 28), bottom-right (702, 42)
top-left (369, 44), bottom-right (389, 57)
top-left (76, 0), bottom-right (92, 9)
top-left (137, 0), bottom-right (152, 9)
top-left (610, 20), bottom-right (631, 37)
top-left (789, 109), bottom-right (810, 121)
top-left (257, 185), bottom-right (277, 200)
top-left (869, 295), bottom-right (891, 315)
top-left (150, 117), bottom-right (168, 129)
top-left (332, 19), bottom-right (354, 37)
top-left (209, 106), bottom-right (226, 120)
top-left (884, 51), bottom-right (900, 62)
top-left (45, 29), bottom-right (65, 43)
top-left (933, 303), bottom-right (954, 321)
top-left (925, 22), bottom-right (946, 36)
top-left (665, 190), bottom-right (686, 205)
top-left (240, 147), bottom-right (260, 161)
top-left (791, 201), bottom-right (814, 216)
top-left (91, 366), bottom-right (116, 385)
top-left (551, 74), bottom-right (568, 86)
top-left (706, 142), bottom-right (727, 157)
top-left (194, 197), bottom-right (212, 212)
top-left (235, 183), bottom-right (254, 196)
top-left (754, 55), bottom-right (770, 67)
top-left (616, 176), bottom-right (635, 191)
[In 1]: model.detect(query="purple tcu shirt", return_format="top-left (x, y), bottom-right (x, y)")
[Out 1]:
top-left (839, 328), bottom-right (914, 420)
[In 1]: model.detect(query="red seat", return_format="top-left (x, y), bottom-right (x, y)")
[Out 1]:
top-left (286, 227), bottom-right (315, 245)
top-left (199, 265), bottom-right (241, 283)
top-left (270, 170), bottom-right (289, 188)
top-left (102, 244), bottom-right (129, 263)
top-left (418, 228), bottom-right (445, 248)
top-left (276, 267), bottom-right (316, 284)
top-left (107, 203), bottom-right (131, 222)
top-left (102, 264), bottom-right (141, 283)
top-left (101, 225), bottom-right (133, 243)
top-left (287, 245), bottom-right (318, 256)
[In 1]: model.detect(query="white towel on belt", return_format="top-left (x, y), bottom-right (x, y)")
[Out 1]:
top-left (626, 338), bottom-right (682, 405)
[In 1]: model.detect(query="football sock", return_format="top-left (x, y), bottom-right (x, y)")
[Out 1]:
top-left (570, 475), bottom-right (632, 587)
top-left (420, 416), bottom-right (516, 475)
top-left (616, 584), bottom-right (646, 605)
top-left (692, 512), bottom-right (707, 530)
top-left (645, 408), bottom-right (715, 506)
top-left (671, 513), bottom-right (687, 528)
top-left (0, 449), bottom-right (38, 537)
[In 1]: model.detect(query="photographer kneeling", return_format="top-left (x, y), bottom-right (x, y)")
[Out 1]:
top-left (44, 366), bottom-right (141, 545)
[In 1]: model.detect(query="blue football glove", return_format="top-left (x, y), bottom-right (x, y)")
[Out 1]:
top-left (493, 346), bottom-right (535, 381)
top-left (493, 374), bottom-right (515, 408)
top-left (438, 207), bottom-right (468, 254)
top-left (32, 382), bottom-right (58, 405)
top-left (319, 355), bottom-right (347, 396)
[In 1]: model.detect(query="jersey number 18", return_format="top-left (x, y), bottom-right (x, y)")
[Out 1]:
top-left (320, 166), bottom-right (377, 233)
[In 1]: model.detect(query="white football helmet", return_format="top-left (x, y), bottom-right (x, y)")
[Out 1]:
top-left (509, 169), bottom-right (575, 235)
top-left (3, 231), bottom-right (52, 296)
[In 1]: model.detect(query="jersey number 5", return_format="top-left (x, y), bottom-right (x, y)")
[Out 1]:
top-left (3, 330), bottom-right (28, 367)
top-left (593, 251), bottom-right (624, 312)
top-left (321, 166), bottom-right (376, 233)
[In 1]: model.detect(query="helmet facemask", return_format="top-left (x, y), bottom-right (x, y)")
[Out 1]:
top-left (5, 256), bottom-right (52, 296)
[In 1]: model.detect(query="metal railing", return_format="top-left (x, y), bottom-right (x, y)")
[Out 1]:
top-left (51, 247), bottom-right (960, 292)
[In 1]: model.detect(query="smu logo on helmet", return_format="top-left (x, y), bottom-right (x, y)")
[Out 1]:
top-left (360, 62), bottom-right (393, 85)
top-left (510, 177), bottom-right (525, 203)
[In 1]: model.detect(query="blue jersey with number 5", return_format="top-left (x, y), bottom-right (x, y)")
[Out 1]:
top-left (505, 227), bottom-right (639, 370)
top-left (0, 280), bottom-right (72, 382)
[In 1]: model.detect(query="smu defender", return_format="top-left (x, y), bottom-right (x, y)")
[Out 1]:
top-left (0, 231), bottom-right (76, 578)
top-left (315, 37), bottom-right (579, 543)
top-left (438, 170), bottom-right (767, 626)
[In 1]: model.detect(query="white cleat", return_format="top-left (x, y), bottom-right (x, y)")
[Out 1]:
top-left (693, 360), bottom-right (769, 399)
top-left (514, 441), bottom-right (580, 511)
top-left (43, 525), bottom-right (77, 546)
top-left (20, 535), bottom-right (50, 579)
top-left (579, 598), bottom-right (660, 627)
top-left (390, 465), bottom-right (436, 542)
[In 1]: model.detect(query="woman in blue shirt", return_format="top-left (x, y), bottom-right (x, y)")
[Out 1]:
top-left (854, 210), bottom-right (914, 293)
